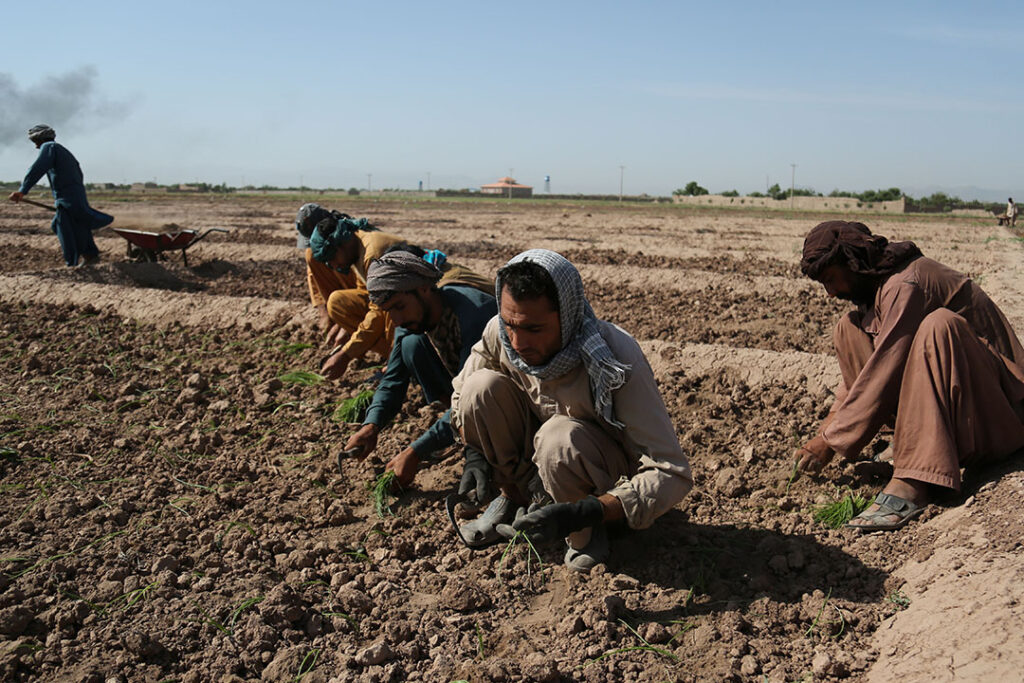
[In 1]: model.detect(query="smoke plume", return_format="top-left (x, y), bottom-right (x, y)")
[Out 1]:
top-left (0, 66), bottom-right (126, 150)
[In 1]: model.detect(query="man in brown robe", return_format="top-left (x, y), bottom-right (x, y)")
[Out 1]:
top-left (796, 220), bottom-right (1024, 531)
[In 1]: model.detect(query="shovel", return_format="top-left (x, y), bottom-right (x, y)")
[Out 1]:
top-left (11, 197), bottom-right (55, 212)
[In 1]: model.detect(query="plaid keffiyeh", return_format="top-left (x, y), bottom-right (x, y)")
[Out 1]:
top-left (497, 249), bottom-right (630, 428)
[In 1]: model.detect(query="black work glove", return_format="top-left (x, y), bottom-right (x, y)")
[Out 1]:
top-left (511, 495), bottom-right (605, 543)
top-left (457, 446), bottom-right (492, 505)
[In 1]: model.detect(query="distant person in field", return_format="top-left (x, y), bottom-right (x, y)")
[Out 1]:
top-left (301, 208), bottom-right (492, 380)
top-left (796, 220), bottom-right (1024, 531)
top-left (998, 197), bottom-right (1018, 227)
top-left (7, 125), bottom-right (113, 267)
top-left (449, 249), bottom-right (693, 572)
top-left (343, 250), bottom-right (497, 487)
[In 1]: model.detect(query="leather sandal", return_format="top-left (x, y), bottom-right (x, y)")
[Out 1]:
top-left (845, 492), bottom-right (924, 532)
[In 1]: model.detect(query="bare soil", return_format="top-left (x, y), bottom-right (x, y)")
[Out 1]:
top-left (1, 195), bottom-right (1022, 682)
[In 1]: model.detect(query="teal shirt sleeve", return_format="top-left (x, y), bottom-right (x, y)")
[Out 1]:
top-left (409, 409), bottom-right (454, 456)
top-left (409, 287), bottom-right (497, 456)
top-left (362, 327), bottom-right (411, 429)
top-left (19, 143), bottom-right (55, 195)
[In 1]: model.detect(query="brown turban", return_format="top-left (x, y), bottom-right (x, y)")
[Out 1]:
top-left (366, 250), bottom-right (442, 304)
top-left (800, 220), bottom-right (922, 281)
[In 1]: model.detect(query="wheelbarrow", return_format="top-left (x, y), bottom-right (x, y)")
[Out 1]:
top-left (111, 226), bottom-right (228, 267)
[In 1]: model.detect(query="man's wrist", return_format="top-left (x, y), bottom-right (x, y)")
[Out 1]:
top-left (596, 493), bottom-right (624, 523)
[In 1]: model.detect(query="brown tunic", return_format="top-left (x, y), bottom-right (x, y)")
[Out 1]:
top-left (824, 257), bottom-right (1024, 489)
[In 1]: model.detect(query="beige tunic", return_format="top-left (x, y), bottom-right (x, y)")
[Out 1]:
top-left (452, 316), bottom-right (692, 529)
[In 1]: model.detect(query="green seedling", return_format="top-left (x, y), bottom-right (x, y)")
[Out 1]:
top-left (294, 648), bottom-right (320, 681)
top-left (167, 496), bottom-right (196, 517)
top-left (475, 622), bottom-right (486, 659)
top-left (215, 520), bottom-right (257, 548)
top-left (785, 457), bottom-right (800, 496)
top-left (278, 370), bottom-right (325, 386)
top-left (197, 606), bottom-right (230, 636)
top-left (322, 611), bottom-right (360, 634)
top-left (333, 389), bottom-right (375, 423)
top-left (172, 476), bottom-right (215, 492)
top-left (886, 589), bottom-right (911, 610)
top-left (111, 580), bottom-right (160, 611)
top-left (585, 619), bottom-right (680, 667)
top-left (367, 471), bottom-right (399, 517)
top-left (228, 596), bottom-right (265, 628)
top-left (812, 490), bottom-right (871, 528)
top-left (498, 530), bottom-right (545, 587)
top-left (664, 619), bottom-right (696, 645)
top-left (343, 544), bottom-right (370, 563)
top-left (59, 588), bottom-right (105, 615)
top-left (7, 530), bottom-right (126, 579)
top-left (277, 341), bottom-right (314, 356)
top-left (804, 587), bottom-right (834, 638)
top-left (272, 401), bottom-right (300, 415)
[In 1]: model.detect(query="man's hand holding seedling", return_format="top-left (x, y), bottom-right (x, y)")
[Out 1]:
top-left (345, 424), bottom-right (379, 459)
top-left (797, 434), bottom-right (835, 473)
top-left (386, 447), bottom-right (421, 488)
top-left (321, 349), bottom-right (352, 380)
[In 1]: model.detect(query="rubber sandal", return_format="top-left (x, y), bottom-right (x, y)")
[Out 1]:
top-left (458, 496), bottom-right (516, 548)
top-left (845, 492), bottom-right (924, 532)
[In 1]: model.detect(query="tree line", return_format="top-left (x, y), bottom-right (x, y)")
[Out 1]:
top-left (673, 181), bottom-right (1005, 213)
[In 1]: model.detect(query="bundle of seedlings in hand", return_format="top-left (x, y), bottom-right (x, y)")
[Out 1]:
top-left (367, 470), bottom-right (399, 518)
top-left (498, 530), bottom-right (545, 588)
top-left (333, 389), bottom-right (375, 423)
top-left (812, 489), bottom-right (871, 528)
top-left (278, 370), bottom-right (325, 386)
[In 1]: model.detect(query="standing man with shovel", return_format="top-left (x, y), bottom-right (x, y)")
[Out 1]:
top-left (7, 125), bottom-right (113, 267)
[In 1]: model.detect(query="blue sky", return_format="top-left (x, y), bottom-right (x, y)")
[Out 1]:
top-left (2, 1), bottom-right (1021, 199)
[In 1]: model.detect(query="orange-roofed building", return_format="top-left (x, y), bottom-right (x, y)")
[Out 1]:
top-left (480, 176), bottom-right (533, 198)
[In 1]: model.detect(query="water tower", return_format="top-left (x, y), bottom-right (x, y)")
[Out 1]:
top-left (544, 175), bottom-right (551, 194)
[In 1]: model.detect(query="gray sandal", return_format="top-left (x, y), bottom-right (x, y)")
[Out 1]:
top-left (845, 492), bottom-right (924, 532)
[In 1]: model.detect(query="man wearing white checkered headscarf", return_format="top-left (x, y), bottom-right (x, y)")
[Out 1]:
top-left (450, 249), bottom-right (692, 572)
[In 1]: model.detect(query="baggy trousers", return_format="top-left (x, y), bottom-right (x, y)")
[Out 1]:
top-left (52, 205), bottom-right (100, 266)
top-left (305, 255), bottom-right (393, 358)
top-left (456, 369), bottom-right (633, 546)
top-left (834, 309), bottom-right (1024, 490)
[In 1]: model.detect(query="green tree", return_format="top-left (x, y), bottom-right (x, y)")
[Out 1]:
top-left (674, 181), bottom-right (709, 196)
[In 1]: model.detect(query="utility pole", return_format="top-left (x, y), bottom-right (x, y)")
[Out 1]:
top-left (790, 164), bottom-right (797, 209)
top-left (619, 165), bottom-right (625, 202)
top-left (508, 168), bottom-right (514, 201)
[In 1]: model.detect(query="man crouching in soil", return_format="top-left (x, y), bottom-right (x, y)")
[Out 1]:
top-left (343, 250), bottom-right (496, 488)
top-left (796, 220), bottom-right (1024, 531)
top-left (450, 249), bottom-right (693, 572)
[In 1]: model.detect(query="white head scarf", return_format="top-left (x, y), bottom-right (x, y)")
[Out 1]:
top-left (496, 249), bottom-right (630, 428)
